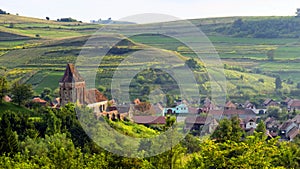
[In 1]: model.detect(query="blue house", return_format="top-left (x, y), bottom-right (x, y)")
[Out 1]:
top-left (164, 103), bottom-right (189, 115)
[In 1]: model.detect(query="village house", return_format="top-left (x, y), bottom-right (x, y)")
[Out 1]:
top-left (184, 116), bottom-right (219, 135)
top-left (225, 101), bottom-right (237, 110)
top-left (243, 100), bottom-right (255, 109)
top-left (59, 63), bottom-right (108, 113)
top-left (279, 119), bottom-right (299, 141)
top-left (132, 116), bottom-right (166, 127)
top-left (282, 97), bottom-right (293, 107)
top-left (242, 101), bottom-right (266, 114)
top-left (3, 95), bottom-right (11, 102)
top-left (292, 114), bottom-right (300, 127)
top-left (265, 117), bottom-right (280, 130)
top-left (164, 103), bottom-right (189, 115)
top-left (263, 98), bottom-right (279, 107)
top-left (32, 97), bottom-right (47, 106)
top-left (201, 98), bottom-right (215, 112)
top-left (288, 99), bottom-right (300, 111)
top-left (205, 109), bottom-right (257, 120)
top-left (244, 117), bottom-right (258, 131)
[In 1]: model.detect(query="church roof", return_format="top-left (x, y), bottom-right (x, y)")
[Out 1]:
top-left (59, 63), bottom-right (85, 83)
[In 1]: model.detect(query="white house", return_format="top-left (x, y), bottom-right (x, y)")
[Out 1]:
top-left (245, 118), bottom-right (257, 130)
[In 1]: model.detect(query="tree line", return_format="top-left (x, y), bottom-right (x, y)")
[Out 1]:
top-left (0, 101), bottom-right (300, 168)
top-left (215, 17), bottom-right (300, 38)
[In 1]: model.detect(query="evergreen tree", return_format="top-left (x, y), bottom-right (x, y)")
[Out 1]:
top-left (0, 76), bottom-right (9, 104)
top-left (0, 113), bottom-right (19, 155)
top-left (275, 76), bottom-right (282, 89)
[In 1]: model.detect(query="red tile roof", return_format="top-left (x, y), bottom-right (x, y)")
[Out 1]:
top-left (208, 109), bottom-right (256, 116)
top-left (284, 97), bottom-right (292, 103)
top-left (32, 97), bottom-right (47, 103)
top-left (59, 63), bottom-right (85, 83)
top-left (225, 101), bottom-right (236, 109)
top-left (132, 116), bottom-right (166, 125)
top-left (185, 116), bottom-right (216, 125)
top-left (3, 95), bottom-right (11, 102)
top-left (85, 89), bottom-right (107, 104)
top-left (290, 100), bottom-right (300, 108)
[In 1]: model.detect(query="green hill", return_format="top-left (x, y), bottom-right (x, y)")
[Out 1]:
top-left (1, 14), bottom-right (300, 102)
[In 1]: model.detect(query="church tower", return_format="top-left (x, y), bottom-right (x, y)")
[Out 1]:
top-left (59, 63), bottom-right (86, 106)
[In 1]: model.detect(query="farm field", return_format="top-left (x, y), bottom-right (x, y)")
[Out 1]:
top-left (1, 14), bottom-right (300, 102)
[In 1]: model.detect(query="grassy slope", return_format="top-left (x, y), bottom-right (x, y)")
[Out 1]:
top-left (0, 14), bottom-right (299, 101)
top-left (0, 102), bottom-right (32, 113)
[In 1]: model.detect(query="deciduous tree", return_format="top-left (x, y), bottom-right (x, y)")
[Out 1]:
top-left (11, 82), bottom-right (33, 106)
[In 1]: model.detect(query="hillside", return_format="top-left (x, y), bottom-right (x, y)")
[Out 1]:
top-left (0, 14), bottom-right (300, 102)
top-left (0, 102), bottom-right (32, 114)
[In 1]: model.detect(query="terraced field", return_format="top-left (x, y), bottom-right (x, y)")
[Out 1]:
top-left (1, 14), bottom-right (300, 103)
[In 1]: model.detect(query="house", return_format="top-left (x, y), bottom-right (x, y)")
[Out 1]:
top-left (225, 101), bottom-right (237, 110)
top-left (289, 100), bottom-right (300, 111)
top-left (279, 119), bottom-right (299, 141)
top-left (201, 98), bottom-right (215, 112)
top-left (296, 8), bottom-right (300, 17)
top-left (287, 127), bottom-right (299, 141)
top-left (164, 103), bottom-right (189, 115)
top-left (244, 100), bottom-right (255, 109)
top-left (292, 114), bottom-right (300, 127)
top-left (3, 95), bottom-right (11, 102)
top-left (100, 111), bottom-right (128, 121)
top-left (132, 116), bottom-right (166, 126)
top-left (206, 109), bottom-right (257, 120)
top-left (265, 117), bottom-right (280, 130)
top-left (263, 98), bottom-right (279, 107)
top-left (59, 63), bottom-right (108, 113)
top-left (184, 116), bottom-right (218, 135)
top-left (32, 97), bottom-right (47, 106)
top-left (244, 117), bottom-right (258, 130)
top-left (282, 97), bottom-right (293, 107)
top-left (152, 103), bottom-right (164, 116)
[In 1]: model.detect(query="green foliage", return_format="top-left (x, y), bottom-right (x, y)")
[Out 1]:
top-left (267, 106), bottom-right (281, 119)
top-left (186, 137), bottom-right (284, 168)
top-left (11, 82), bottom-right (33, 106)
top-left (275, 76), bottom-right (283, 89)
top-left (0, 103), bottom-right (300, 168)
top-left (0, 114), bottom-right (19, 155)
top-left (57, 17), bottom-right (78, 22)
top-left (185, 58), bottom-right (202, 70)
top-left (0, 102), bottom-right (32, 114)
top-left (215, 17), bottom-right (300, 38)
top-left (211, 116), bottom-right (244, 142)
top-left (255, 120), bottom-right (267, 140)
top-left (0, 76), bottom-right (9, 104)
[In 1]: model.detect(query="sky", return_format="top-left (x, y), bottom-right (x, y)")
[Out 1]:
top-left (1, 0), bottom-right (299, 23)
